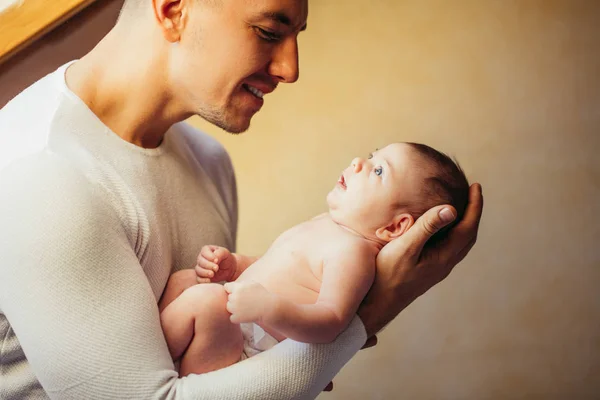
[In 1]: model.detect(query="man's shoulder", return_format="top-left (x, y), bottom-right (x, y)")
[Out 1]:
top-left (1, 151), bottom-right (102, 201)
top-left (0, 66), bottom-right (65, 172)
top-left (0, 152), bottom-right (134, 282)
top-left (0, 150), bottom-right (129, 241)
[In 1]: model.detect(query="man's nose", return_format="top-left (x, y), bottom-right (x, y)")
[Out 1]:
top-left (268, 36), bottom-right (300, 83)
top-left (351, 157), bottom-right (364, 173)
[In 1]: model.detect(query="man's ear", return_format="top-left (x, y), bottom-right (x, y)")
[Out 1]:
top-left (153, 0), bottom-right (187, 42)
top-left (375, 213), bottom-right (414, 242)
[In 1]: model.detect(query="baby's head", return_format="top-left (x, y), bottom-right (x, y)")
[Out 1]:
top-left (327, 142), bottom-right (469, 245)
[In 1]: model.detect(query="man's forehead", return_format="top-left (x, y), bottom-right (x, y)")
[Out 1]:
top-left (247, 0), bottom-right (308, 31)
top-left (260, 11), bottom-right (307, 31)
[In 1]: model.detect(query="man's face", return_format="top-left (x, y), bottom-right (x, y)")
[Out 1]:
top-left (170, 0), bottom-right (308, 133)
top-left (327, 143), bottom-right (421, 233)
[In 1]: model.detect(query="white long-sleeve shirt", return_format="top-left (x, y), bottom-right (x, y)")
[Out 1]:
top-left (0, 62), bottom-right (366, 400)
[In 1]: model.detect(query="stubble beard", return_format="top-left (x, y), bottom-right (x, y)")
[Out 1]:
top-left (196, 101), bottom-right (251, 134)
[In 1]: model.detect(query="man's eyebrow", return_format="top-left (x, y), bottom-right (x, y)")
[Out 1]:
top-left (259, 11), bottom-right (307, 31)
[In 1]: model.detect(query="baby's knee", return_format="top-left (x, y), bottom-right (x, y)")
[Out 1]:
top-left (181, 283), bottom-right (229, 315)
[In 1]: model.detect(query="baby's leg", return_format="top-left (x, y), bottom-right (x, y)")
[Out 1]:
top-left (159, 269), bottom-right (198, 313)
top-left (160, 282), bottom-right (244, 376)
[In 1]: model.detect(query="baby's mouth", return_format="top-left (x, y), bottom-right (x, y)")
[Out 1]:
top-left (337, 174), bottom-right (347, 189)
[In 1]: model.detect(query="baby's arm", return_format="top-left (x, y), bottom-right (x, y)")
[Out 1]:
top-left (227, 243), bottom-right (375, 343)
top-left (231, 253), bottom-right (259, 280)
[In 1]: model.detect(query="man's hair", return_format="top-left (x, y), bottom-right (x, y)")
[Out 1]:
top-left (119, 0), bottom-right (220, 20)
top-left (404, 142), bottom-right (469, 242)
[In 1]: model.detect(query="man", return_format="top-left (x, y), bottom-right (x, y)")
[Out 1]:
top-left (0, 0), bottom-right (483, 399)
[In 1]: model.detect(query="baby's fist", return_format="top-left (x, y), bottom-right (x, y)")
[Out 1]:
top-left (224, 281), bottom-right (273, 324)
top-left (196, 245), bottom-right (236, 283)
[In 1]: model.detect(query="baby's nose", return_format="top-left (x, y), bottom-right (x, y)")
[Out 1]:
top-left (351, 157), bottom-right (363, 173)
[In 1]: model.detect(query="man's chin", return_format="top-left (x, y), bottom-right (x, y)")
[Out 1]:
top-left (222, 122), bottom-right (250, 134)
top-left (217, 114), bottom-right (253, 134)
top-left (197, 108), bottom-right (252, 134)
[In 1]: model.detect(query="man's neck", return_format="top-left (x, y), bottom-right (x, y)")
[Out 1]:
top-left (64, 28), bottom-right (191, 149)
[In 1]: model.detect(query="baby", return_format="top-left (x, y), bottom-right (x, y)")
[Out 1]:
top-left (158, 142), bottom-right (469, 376)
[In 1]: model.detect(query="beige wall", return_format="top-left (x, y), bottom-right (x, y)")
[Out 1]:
top-left (2, 0), bottom-right (599, 398)
top-left (190, 1), bottom-right (600, 399)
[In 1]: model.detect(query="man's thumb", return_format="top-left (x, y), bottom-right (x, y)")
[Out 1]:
top-left (411, 206), bottom-right (456, 247)
top-left (376, 205), bottom-right (457, 269)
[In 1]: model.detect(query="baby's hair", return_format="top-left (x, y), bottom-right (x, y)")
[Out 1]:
top-left (404, 142), bottom-right (469, 243)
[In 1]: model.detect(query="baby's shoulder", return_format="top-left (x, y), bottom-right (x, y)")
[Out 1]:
top-left (326, 234), bottom-right (376, 263)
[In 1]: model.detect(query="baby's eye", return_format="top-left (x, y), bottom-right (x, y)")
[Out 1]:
top-left (374, 166), bottom-right (383, 176)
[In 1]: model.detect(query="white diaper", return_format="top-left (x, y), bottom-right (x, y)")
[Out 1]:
top-left (240, 322), bottom-right (279, 360)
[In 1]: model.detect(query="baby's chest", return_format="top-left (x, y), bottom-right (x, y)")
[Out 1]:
top-left (269, 227), bottom-right (334, 278)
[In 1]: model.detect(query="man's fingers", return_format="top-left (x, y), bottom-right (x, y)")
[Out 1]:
top-left (376, 205), bottom-right (454, 270)
top-left (451, 183), bottom-right (483, 240)
top-left (361, 335), bottom-right (378, 349)
top-left (437, 183), bottom-right (483, 264)
top-left (405, 205), bottom-right (456, 259)
top-left (452, 237), bottom-right (476, 266)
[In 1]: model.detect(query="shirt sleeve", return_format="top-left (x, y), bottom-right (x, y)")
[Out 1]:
top-left (0, 151), bottom-right (366, 400)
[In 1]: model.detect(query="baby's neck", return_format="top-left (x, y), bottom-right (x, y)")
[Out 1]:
top-left (327, 213), bottom-right (385, 251)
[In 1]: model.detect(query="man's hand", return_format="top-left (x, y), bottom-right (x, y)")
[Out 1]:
top-left (358, 183), bottom-right (484, 337)
top-left (224, 281), bottom-right (274, 324)
top-left (196, 245), bottom-right (237, 283)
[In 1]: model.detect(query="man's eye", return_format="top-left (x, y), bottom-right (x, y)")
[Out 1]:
top-left (374, 166), bottom-right (383, 176)
top-left (255, 27), bottom-right (281, 42)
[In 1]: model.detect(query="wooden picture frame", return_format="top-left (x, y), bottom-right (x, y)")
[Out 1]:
top-left (0, 0), bottom-right (98, 64)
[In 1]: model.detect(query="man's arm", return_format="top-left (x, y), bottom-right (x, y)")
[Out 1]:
top-left (0, 153), bottom-right (366, 400)
top-left (259, 247), bottom-right (375, 343)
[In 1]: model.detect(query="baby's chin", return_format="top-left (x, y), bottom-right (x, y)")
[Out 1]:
top-left (325, 191), bottom-right (337, 211)
top-left (327, 206), bottom-right (347, 226)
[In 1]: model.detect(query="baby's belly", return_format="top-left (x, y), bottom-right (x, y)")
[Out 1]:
top-left (238, 264), bottom-right (320, 341)
top-left (238, 259), bottom-right (321, 304)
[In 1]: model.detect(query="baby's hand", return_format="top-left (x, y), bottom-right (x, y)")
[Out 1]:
top-left (196, 245), bottom-right (237, 283)
top-left (224, 281), bottom-right (273, 324)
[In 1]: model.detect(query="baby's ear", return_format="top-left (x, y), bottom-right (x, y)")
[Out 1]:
top-left (375, 213), bottom-right (414, 242)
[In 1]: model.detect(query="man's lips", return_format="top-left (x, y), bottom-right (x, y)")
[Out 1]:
top-left (242, 82), bottom-right (277, 99)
